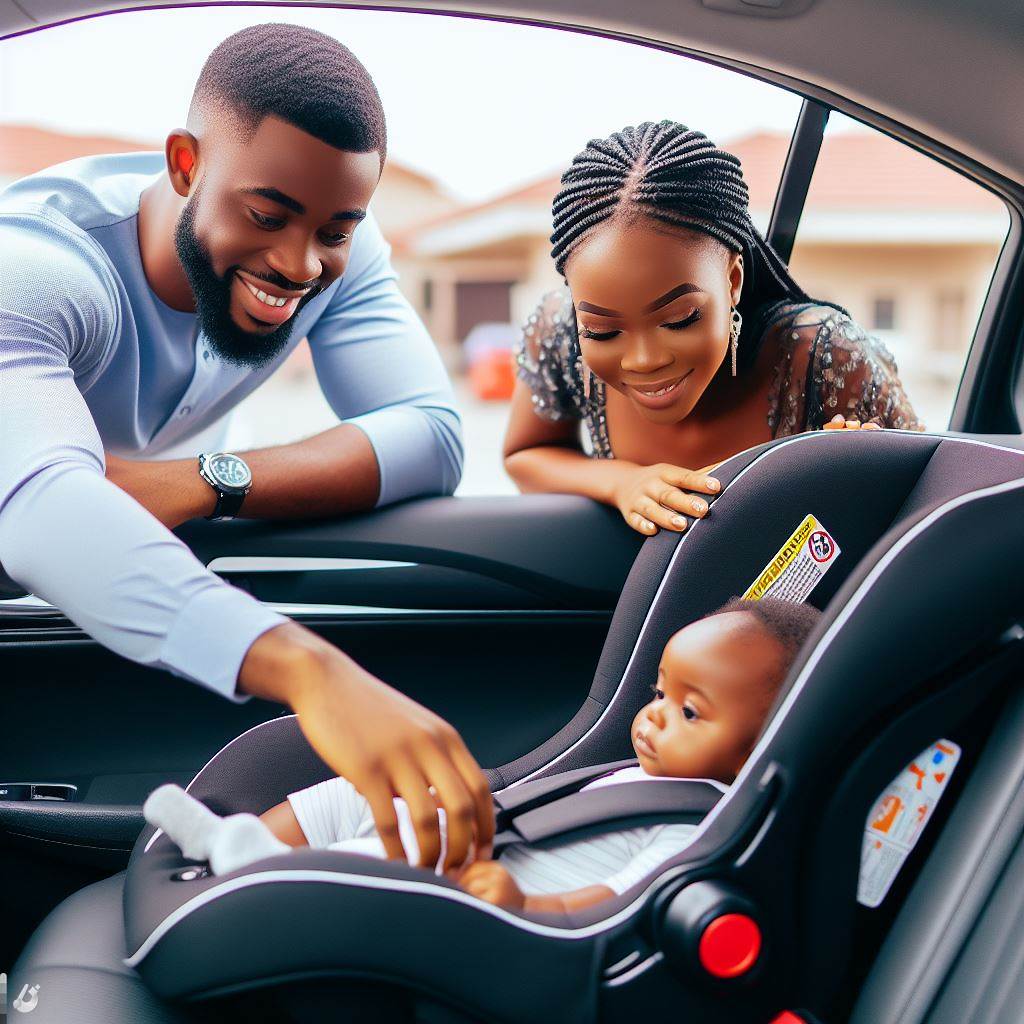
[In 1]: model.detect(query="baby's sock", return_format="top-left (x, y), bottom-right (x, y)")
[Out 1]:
top-left (144, 784), bottom-right (290, 875)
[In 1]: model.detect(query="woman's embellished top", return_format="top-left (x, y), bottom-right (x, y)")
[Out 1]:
top-left (514, 290), bottom-right (923, 457)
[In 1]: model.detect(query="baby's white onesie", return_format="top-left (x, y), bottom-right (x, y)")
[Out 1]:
top-left (288, 767), bottom-right (722, 896)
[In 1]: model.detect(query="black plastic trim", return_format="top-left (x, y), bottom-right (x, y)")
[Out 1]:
top-left (766, 97), bottom-right (830, 263)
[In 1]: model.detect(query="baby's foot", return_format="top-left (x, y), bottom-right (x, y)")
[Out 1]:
top-left (207, 812), bottom-right (290, 875)
top-left (144, 784), bottom-right (290, 875)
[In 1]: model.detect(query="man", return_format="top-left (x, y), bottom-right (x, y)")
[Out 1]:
top-left (0, 23), bottom-right (492, 870)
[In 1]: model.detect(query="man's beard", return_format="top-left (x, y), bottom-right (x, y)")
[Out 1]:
top-left (173, 191), bottom-right (320, 370)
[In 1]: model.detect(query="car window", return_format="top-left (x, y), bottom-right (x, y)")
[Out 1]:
top-left (1, 8), bottom-right (803, 495)
top-left (787, 112), bottom-right (1010, 431)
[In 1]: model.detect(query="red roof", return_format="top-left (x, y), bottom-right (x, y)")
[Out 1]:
top-left (0, 121), bottom-right (445, 193)
top-left (394, 128), bottom-right (1001, 249)
top-left (4, 122), bottom-right (999, 239)
top-left (0, 122), bottom-right (157, 176)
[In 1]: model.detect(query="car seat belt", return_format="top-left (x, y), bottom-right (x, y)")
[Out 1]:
top-left (493, 758), bottom-right (639, 819)
top-left (492, 768), bottom-right (722, 854)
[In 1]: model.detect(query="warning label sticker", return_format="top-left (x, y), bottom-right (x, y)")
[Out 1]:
top-left (742, 514), bottom-right (840, 603)
top-left (857, 740), bottom-right (961, 908)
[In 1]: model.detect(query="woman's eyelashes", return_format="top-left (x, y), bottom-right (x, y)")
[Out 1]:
top-left (662, 308), bottom-right (702, 330)
top-left (578, 308), bottom-right (702, 341)
top-left (580, 326), bottom-right (620, 342)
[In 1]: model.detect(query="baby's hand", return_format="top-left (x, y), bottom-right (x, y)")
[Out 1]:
top-left (458, 860), bottom-right (525, 909)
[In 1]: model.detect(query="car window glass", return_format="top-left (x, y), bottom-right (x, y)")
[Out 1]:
top-left (787, 112), bottom-right (1010, 430)
top-left (1, 8), bottom-right (802, 495)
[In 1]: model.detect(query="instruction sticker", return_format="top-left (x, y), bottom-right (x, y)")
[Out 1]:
top-left (857, 740), bottom-right (961, 908)
top-left (742, 514), bottom-right (840, 603)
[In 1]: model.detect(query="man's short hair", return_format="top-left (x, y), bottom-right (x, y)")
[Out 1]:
top-left (191, 23), bottom-right (386, 160)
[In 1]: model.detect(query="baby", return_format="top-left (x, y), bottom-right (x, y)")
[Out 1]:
top-left (145, 597), bottom-right (819, 915)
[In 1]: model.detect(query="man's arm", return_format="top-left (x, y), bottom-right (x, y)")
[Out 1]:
top-left (304, 212), bottom-right (463, 508)
top-left (103, 422), bottom-right (380, 528)
top-left (0, 217), bottom-right (491, 871)
top-left (104, 212), bottom-right (460, 527)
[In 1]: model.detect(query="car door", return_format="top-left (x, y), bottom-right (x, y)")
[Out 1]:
top-left (0, 494), bottom-right (642, 967)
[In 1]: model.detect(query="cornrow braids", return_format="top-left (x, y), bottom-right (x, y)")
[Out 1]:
top-left (550, 121), bottom-right (845, 371)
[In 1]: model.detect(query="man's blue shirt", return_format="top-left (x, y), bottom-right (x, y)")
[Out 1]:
top-left (0, 152), bottom-right (463, 700)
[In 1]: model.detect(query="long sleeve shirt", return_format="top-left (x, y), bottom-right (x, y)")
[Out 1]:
top-left (0, 152), bottom-right (463, 701)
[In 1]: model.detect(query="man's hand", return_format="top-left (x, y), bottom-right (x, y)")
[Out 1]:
top-left (458, 860), bottom-right (526, 909)
top-left (104, 452), bottom-right (214, 528)
top-left (239, 622), bottom-right (494, 874)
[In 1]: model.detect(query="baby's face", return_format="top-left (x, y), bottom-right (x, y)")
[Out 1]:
top-left (631, 612), bottom-right (785, 784)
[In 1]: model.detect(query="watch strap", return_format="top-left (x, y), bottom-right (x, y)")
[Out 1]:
top-left (211, 487), bottom-right (246, 521)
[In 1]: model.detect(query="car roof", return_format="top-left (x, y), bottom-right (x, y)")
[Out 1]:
top-left (1, 0), bottom-right (1021, 189)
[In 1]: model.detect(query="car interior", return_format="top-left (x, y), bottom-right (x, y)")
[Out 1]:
top-left (2, 1), bottom-right (1023, 1023)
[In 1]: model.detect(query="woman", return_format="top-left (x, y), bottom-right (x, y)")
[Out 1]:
top-left (504, 122), bottom-right (921, 536)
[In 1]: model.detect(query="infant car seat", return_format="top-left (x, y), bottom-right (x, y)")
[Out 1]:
top-left (15, 431), bottom-right (1024, 1024)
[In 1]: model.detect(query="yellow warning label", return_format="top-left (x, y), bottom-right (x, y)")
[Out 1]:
top-left (742, 514), bottom-right (839, 602)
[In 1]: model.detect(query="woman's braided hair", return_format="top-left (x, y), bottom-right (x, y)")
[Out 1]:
top-left (550, 121), bottom-right (843, 370)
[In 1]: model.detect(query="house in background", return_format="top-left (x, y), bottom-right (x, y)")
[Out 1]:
top-left (3, 122), bottom-right (1008, 407)
top-left (0, 123), bottom-right (458, 230)
top-left (0, 120), bottom-right (460, 374)
top-left (393, 130), bottom-right (1008, 393)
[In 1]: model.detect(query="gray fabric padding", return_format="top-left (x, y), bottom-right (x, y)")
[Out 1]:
top-left (10, 873), bottom-right (191, 1024)
top-left (19, 433), bottom-right (1024, 1022)
top-left (494, 431), bottom-right (943, 786)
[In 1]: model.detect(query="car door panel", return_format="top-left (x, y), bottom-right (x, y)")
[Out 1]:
top-left (0, 496), bottom-right (641, 968)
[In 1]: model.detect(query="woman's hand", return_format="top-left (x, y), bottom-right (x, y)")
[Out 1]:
top-left (823, 414), bottom-right (883, 431)
top-left (611, 463), bottom-right (720, 536)
top-left (458, 860), bottom-right (526, 909)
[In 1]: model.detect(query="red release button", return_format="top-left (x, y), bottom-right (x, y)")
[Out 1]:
top-left (698, 912), bottom-right (762, 978)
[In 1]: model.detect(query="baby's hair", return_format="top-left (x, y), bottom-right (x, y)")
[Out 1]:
top-left (712, 596), bottom-right (821, 664)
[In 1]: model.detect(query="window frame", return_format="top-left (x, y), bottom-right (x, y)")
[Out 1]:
top-left (4, 6), bottom-right (1021, 431)
top-left (507, 19), bottom-right (1024, 435)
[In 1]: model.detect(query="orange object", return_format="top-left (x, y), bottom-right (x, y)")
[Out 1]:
top-left (698, 913), bottom-right (762, 979)
top-left (177, 149), bottom-right (194, 176)
top-left (909, 763), bottom-right (926, 790)
top-left (468, 349), bottom-right (515, 401)
top-left (872, 794), bottom-right (902, 833)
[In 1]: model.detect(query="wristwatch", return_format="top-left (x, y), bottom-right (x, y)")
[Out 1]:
top-left (198, 452), bottom-right (252, 522)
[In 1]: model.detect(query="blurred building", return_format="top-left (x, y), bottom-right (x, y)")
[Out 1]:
top-left (394, 130), bottom-right (1008, 389)
top-left (0, 120), bottom-right (459, 375)
top-left (2, 122), bottom-right (1008, 418)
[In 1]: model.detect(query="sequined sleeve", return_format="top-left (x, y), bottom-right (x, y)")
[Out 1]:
top-left (769, 307), bottom-right (924, 436)
top-left (513, 289), bottom-right (586, 422)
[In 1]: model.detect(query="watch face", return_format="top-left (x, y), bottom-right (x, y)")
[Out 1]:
top-left (208, 454), bottom-right (251, 490)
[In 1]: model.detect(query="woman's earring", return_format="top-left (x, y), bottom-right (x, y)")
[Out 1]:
top-left (730, 307), bottom-right (743, 377)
